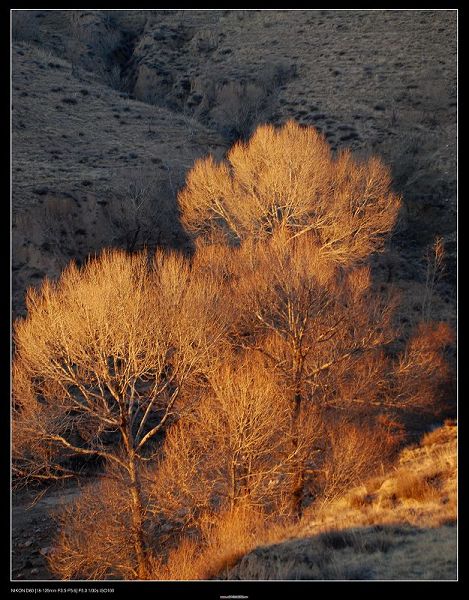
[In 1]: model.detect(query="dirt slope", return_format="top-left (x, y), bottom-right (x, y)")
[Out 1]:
top-left (226, 422), bottom-right (457, 580)
top-left (12, 13), bottom-right (227, 316)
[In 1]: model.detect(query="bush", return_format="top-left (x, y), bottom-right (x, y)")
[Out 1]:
top-left (152, 502), bottom-right (272, 580)
top-left (49, 474), bottom-right (142, 580)
top-left (321, 421), bottom-right (395, 504)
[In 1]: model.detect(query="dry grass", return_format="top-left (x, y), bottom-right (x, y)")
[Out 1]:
top-left (227, 522), bottom-right (456, 580)
top-left (394, 470), bottom-right (439, 502)
top-left (422, 419), bottom-right (457, 446)
top-left (152, 504), bottom-right (289, 580)
top-left (307, 422), bottom-right (456, 530)
top-left (222, 423), bottom-right (457, 580)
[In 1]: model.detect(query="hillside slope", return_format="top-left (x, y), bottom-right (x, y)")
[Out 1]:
top-left (226, 422), bottom-right (457, 580)
top-left (12, 23), bottom-right (227, 316)
top-left (12, 9), bottom-right (456, 322)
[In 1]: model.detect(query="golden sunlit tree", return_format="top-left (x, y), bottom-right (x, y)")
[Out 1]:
top-left (48, 467), bottom-right (142, 580)
top-left (179, 120), bottom-right (401, 264)
top-left (12, 119), bottom-right (454, 581)
top-left (13, 249), bottom-right (226, 579)
top-left (176, 113), bottom-right (448, 517)
top-left (144, 353), bottom-right (322, 580)
top-left (225, 232), bottom-right (397, 514)
top-left (190, 230), bottom-right (452, 516)
top-left (151, 355), bottom-right (322, 523)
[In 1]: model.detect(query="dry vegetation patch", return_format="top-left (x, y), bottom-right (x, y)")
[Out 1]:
top-left (224, 423), bottom-right (456, 580)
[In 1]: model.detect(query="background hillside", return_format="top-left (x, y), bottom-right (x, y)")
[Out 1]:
top-left (12, 9), bottom-right (456, 324)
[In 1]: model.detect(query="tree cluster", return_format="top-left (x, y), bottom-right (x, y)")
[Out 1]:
top-left (12, 121), bottom-right (453, 579)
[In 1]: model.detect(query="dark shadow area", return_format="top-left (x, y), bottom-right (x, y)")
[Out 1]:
top-left (225, 522), bottom-right (457, 580)
top-left (12, 478), bottom-right (86, 580)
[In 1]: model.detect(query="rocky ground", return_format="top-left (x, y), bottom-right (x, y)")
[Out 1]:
top-left (12, 481), bottom-right (82, 580)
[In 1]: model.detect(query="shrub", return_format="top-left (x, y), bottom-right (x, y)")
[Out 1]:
top-left (321, 421), bottom-right (395, 504)
top-left (49, 472), bottom-right (146, 580)
top-left (150, 355), bottom-right (308, 523)
top-left (394, 469), bottom-right (438, 502)
top-left (152, 502), bottom-right (272, 580)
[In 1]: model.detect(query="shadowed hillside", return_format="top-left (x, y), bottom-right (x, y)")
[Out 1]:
top-left (12, 9), bottom-right (456, 320)
top-left (225, 422), bottom-right (457, 580)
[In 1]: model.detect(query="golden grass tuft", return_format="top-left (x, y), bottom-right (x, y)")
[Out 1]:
top-left (304, 423), bottom-right (456, 534)
top-left (152, 503), bottom-right (293, 580)
top-left (422, 419), bottom-right (457, 447)
top-left (394, 470), bottom-right (439, 502)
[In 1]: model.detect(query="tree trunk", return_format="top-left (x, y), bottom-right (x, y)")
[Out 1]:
top-left (290, 346), bottom-right (306, 517)
top-left (290, 390), bottom-right (305, 518)
top-left (128, 454), bottom-right (151, 579)
top-left (121, 415), bottom-right (151, 579)
top-left (229, 455), bottom-right (238, 513)
top-left (127, 225), bottom-right (141, 253)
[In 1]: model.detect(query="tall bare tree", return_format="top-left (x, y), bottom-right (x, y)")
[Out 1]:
top-left (151, 354), bottom-right (322, 526)
top-left (178, 120), bottom-right (401, 264)
top-left (222, 231), bottom-right (449, 515)
top-left (13, 248), bottom-right (226, 578)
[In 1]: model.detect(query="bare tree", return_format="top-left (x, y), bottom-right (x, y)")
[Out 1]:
top-left (12, 116), bottom-right (453, 581)
top-left (151, 354), bottom-right (320, 526)
top-left (13, 248), bottom-right (226, 578)
top-left (421, 236), bottom-right (445, 322)
top-left (67, 11), bottom-right (122, 81)
top-left (152, 500), bottom-right (270, 580)
top-left (178, 120), bottom-right (401, 265)
top-left (103, 168), bottom-right (167, 252)
top-left (320, 419), bottom-right (397, 506)
top-left (221, 231), bottom-right (449, 515)
top-left (211, 80), bottom-right (265, 141)
top-left (389, 320), bottom-right (454, 418)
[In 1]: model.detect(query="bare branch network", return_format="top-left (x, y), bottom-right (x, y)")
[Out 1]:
top-left (13, 120), bottom-right (454, 580)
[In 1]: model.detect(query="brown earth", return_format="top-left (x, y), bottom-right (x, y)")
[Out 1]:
top-left (12, 481), bottom-right (83, 580)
